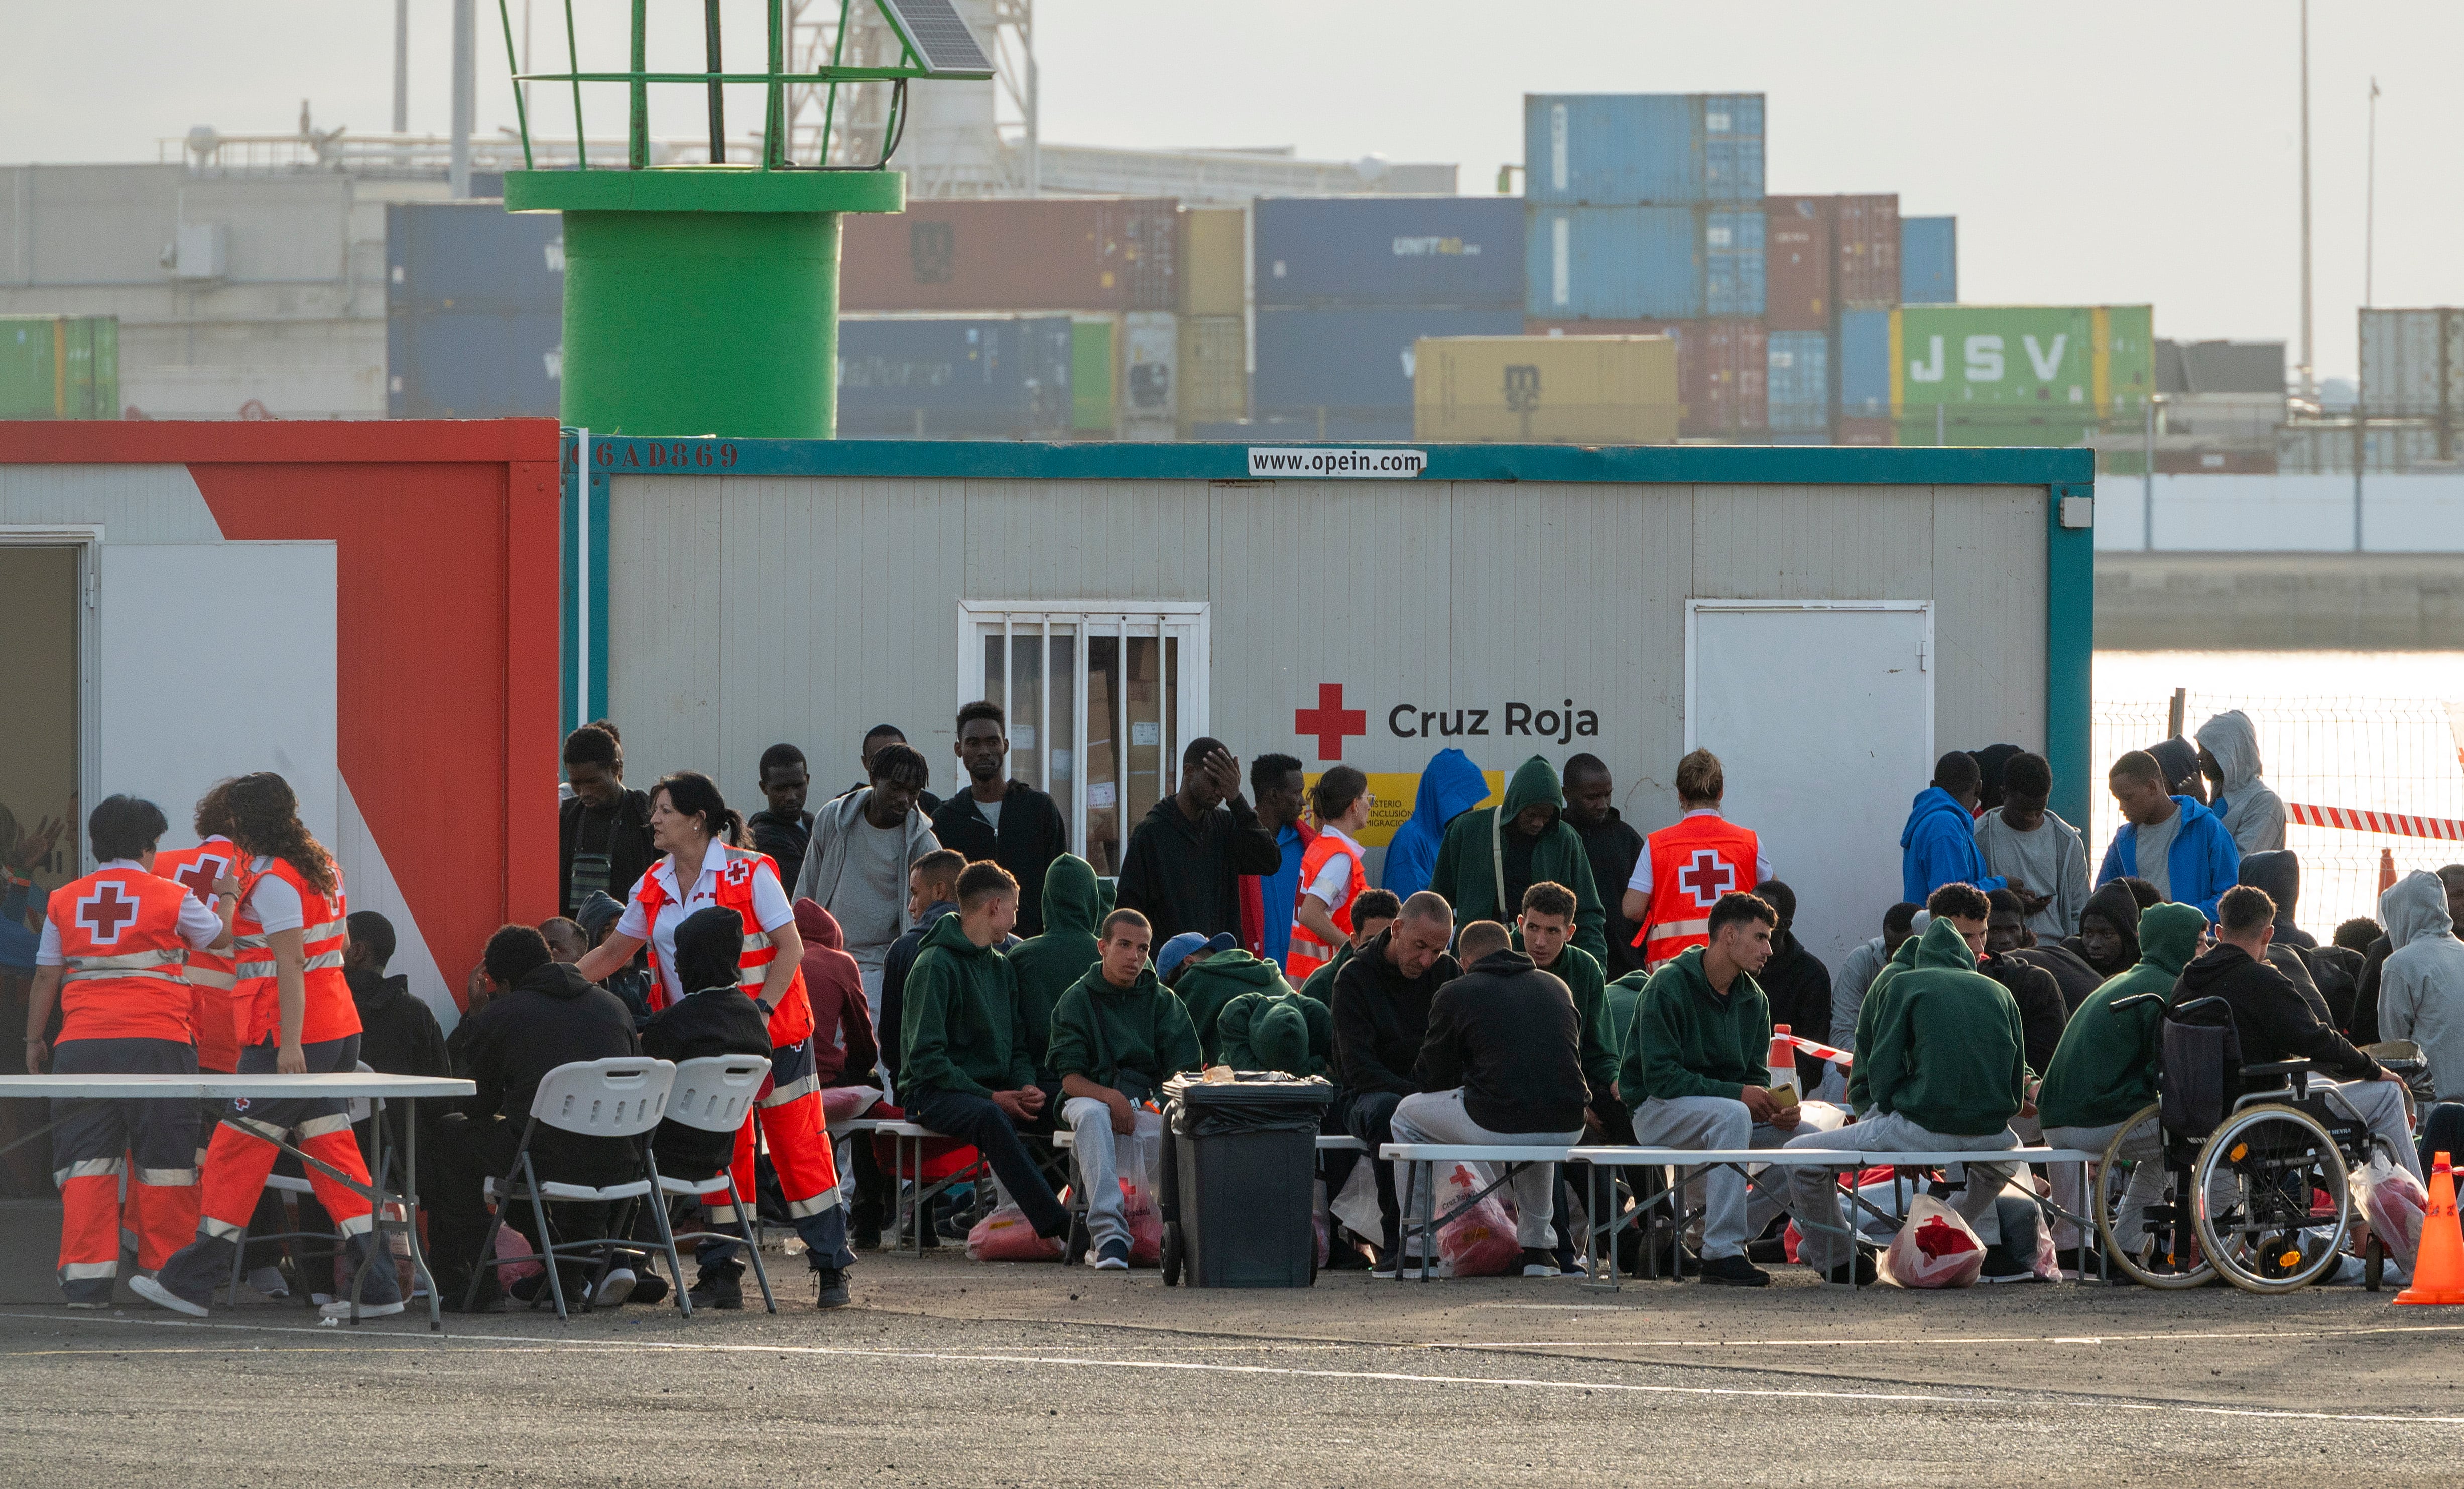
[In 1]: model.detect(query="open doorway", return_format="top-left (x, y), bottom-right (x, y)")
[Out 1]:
top-left (0, 544), bottom-right (79, 1196)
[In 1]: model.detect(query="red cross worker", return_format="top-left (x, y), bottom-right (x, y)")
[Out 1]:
top-left (1625, 750), bottom-right (1773, 968)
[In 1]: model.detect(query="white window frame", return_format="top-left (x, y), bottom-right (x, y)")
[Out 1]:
top-left (957, 600), bottom-right (1211, 876)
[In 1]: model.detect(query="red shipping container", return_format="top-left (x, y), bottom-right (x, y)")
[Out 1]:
top-left (1763, 196), bottom-right (1833, 332)
top-left (1689, 320), bottom-right (1768, 436)
top-left (1833, 194), bottom-right (1901, 307)
top-left (841, 198), bottom-right (1179, 312)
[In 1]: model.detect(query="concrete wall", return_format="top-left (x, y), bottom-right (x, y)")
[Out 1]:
top-left (2093, 473), bottom-right (2464, 553)
top-left (2097, 552), bottom-right (2464, 650)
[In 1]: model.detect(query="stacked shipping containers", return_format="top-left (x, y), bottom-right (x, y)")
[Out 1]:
top-left (1901, 217), bottom-right (1958, 305)
top-left (386, 205), bottom-right (564, 418)
top-left (1177, 207), bottom-right (1247, 435)
top-left (0, 316), bottom-right (118, 419)
top-left (1882, 304), bottom-right (2154, 446)
top-left (837, 316), bottom-right (1076, 437)
top-left (1412, 335), bottom-right (1680, 444)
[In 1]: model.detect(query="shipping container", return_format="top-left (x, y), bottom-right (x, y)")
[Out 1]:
top-left (1835, 416), bottom-right (1896, 446)
top-left (1121, 311), bottom-right (1177, 439)
top-left (1525, 205), bottom-right (1703, 320)
top-left (1833, 195), bottom-right (1901, 307)
top-left (1177, 315), bottom-right (1247, 433)
top-left (386, 203), bottom-right (564, 311)
top-left (1891, 305), bottom-right (2154, 437)
top-left (1523, 93), bottom-right (1766, 206)
top-left (0, 316), bottom-right (118, 419)
top-left (1763, 197), bottom-right (1832, 332)
top-left (841, 198), bottom-right (1179, 313)
top-left (1412, 334), bottom-right (1680, 445)
top-left (1689, 320), bottom-right (1767, 436)
top-left (835, 315), bottom-right (1075, 439)
top-left (1703, 209), bottom-right (1765, 319)
top-left (1766, 329), bottom-right (1830, 432)
top-left (2279, 420), bottom-right (2452, 474)
top-left (1901, 216), bottom-right (1956, 305)
top-left (388, 310), bottom-right (561, 418)
top-left (2357, 308), bottom-right (2464, 421)
top-left (1180, 207), bottom-right (1247, 317)
top-left (1253, 196), bottom-right (1524, 310)
top-left (1254, 305), bottom-right (1524, 438)
top-left (1072, 317), bottom-right (1114, 434)
top-left (1840, 308), bottom-right (1892, 416)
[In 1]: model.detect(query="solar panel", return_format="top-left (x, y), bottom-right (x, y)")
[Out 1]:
top-left (875, 0), bottom-right (995, 78)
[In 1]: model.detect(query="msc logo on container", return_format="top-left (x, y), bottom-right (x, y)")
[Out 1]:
top-left (1391, 236), bottom-right (1483, 257)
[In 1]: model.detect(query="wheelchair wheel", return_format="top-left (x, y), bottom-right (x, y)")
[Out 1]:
top-left (2095, 1105), bottom-right (2214, 1289)
top-left (2193, 1102), bottom-right (2352, 1294)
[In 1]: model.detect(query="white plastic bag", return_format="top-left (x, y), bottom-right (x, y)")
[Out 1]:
top-left (1879, 1193), bottom-right (1984, 1289)
top-left (2350, 1152), bottom-right (2431, 1271)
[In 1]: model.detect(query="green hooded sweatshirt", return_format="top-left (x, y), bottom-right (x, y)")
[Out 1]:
top-left (1845, 932), bottom-right (1927, 1112)
top-left (1619, 945), bottom-right (1773, 1107)
top-left (1005, 854), bottom-right (1104, 1085)
top-left (1045, 959), bottom-right (1201, 1102)
top-left (1534, 942), bottom-right (1618, 1095)
top-left (1429, 755), bottom-right (1607, 960)
top-left (1174, 949), bottom-right (1297, 1065)
top-left (1860, 918), bottom-right (2030, 1137)
top-left (900, 912), bottom-right (1037, 1100)
top-left (1297, 941), bottom-right (1352, 1006)
top-left (1214, 989), bottom-right (1335, 1078)
top-left (2037, 902), bottom-right (2206, 1130)
top-left (1606, 967), bottom-right (1648, 1061)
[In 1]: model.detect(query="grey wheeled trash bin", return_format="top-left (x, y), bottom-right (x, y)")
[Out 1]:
top-left (1160, 1072), bottom-right (1334, 1288)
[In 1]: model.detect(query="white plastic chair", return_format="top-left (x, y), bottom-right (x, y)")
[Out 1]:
top-left (650, 1055), bottom-right (779, 1315)
top-left (464, 1058), bottom-right (675, 1322)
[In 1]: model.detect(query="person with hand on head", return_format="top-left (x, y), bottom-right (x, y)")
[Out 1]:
top-left (1298, 889), bottom-right (1400, 1007)
top-left (1623, 750), bottom-right (1768, 970)
top-left (1239, 754), bottom-right (1312, 967)
top-left (747, 744), bottom-right (814, 894)
top-left (1329, 891), bottom-right (1461, 1274)
top-left (1046, 908), bottom-right (1201, 1269)
top-left (1115, 737), bottom-right (1282, 950)
top-left (1972, 751), bottom-right (2090, 940)
top-left (799, 742), bottom-right (943, 1030)
top-left (932, 702), bottom-right (1070, 940)
top-left (1899, 751), bottom-right (2021, 905)
top-left (558, 721), bottom-right (656, 919)
top-left (26, 795), bottom-right (235, 1307)
top-left (2098, 750), bottom-right (2241, 922)
top-left (1436, 755), bottom-right (1607, 961)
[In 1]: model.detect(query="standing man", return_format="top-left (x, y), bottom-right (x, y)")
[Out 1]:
top-left (931, 701), bottom-right (1070, 939)
top-left (2098, 750), bottom-right (2241, 922)
top-left (1562, 754), bottom-right (1647, 979)
top-left (1239, 754), bottom-right (1312, 968)
top-left (1899, 751), bottom-right (2018, 905)
top-left (2195, 711), bottom-right (2288, 857)
top-left (799, 743), bottom-right (942, 1029)
top-left (1622, 750), bottom-right (1771, 969)
top-left (558, 721), bottom-right (656, 918)
top-left (1433, 755), bottom-right (1607, 961)
top-left (1330, 891), bottom-right (1460, 1272)
top-left (1973, 751), bottom-right (2091, 941)
top-left (847, 726), bottom-right (942, 818)
top-left (747, 744), bottom-right (814, 893)
top-left (1115, 737), bottom-right (1282, 950)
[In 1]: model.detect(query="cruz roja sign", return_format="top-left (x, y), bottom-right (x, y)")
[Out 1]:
top-left (1388, 699), bottom-right (1601, 744)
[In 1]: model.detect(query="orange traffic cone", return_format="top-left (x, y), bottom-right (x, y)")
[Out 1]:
top-left (2396, 1152), bottom-right (2464, 1306)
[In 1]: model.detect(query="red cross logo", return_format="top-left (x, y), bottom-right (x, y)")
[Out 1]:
top-left (1676, 849), bottom-right (1737, 910)
top-left (1294, 683), bottom-right (1368, 761)
top-left (722, 856), bottom-right (754, 888)
top-left (175, 854), bottom-right (229, 904)
top-left (77, 883), bottom-right (142, 945)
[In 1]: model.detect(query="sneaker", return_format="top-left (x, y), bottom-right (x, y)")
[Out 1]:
top-left (1092, 1238), bottom-right (1131, 1271)
top-left (1978, 1244), bottom-right (2042, 1284)
top-left (1550, 1247), bottom-right (1587, 1278)
top-left (688, 1268), bottom-right (744, 1311)
top-left (1369, 1254), bottom-right (1427, 1280)
top-left (1696, 1253), bottom-right (1771, 1287)
top-left (246, 1265), bottom-right (291, 1299)
top-left (1822, 1248), bottom-right (1880, 1287)
top-left (812, 1266), bottom-right (851, 1308)
top-left (320, 1297), bottom-right (407, 1319)
top-left (129, 1274), bottom-right (210, 1318)
top-left (1520, 1248), bottom-right (1561, 1278)
top-left (593, 1267), bottom-right (638, 1308)
top-left (631, 1274), bottom-right (670, 1306)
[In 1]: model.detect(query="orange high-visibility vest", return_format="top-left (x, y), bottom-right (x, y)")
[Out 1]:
top-left (1285, 831), bottom-right (1364, 981)
top-left (46, 867), bottom-right (197, 1044)
top-left (1635, 815), bottom-right (1761, 967)
top-left (153, 839), bottom-right (244, 1072)
top-left (234, 856), bottom-right (359, 1047)
top-left (632, 845), bottom-right (812, 1046)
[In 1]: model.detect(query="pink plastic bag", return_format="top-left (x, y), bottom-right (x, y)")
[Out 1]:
top-left (1121, 1181), bottom-right (1165, 1267)
top-left (1880, 1194), bottom-right (1984, 1289)
top-left (1433, 1162), bottom-right (1522, 1278)
top-left (966, 1203), bottom-right (1063, 1262)
top-left (494, 1224), bottom-right (544, 1285)
top-left (2351, 1154), bottom-right (2432, 1271)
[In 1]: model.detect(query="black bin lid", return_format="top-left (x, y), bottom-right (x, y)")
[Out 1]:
top-left (1164, 1071), bottom-right (1335, 1109)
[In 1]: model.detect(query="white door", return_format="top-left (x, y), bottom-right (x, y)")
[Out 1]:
top-left (1687, 602), bottom-right (1933, 973)
top-left (96, 543), bottom-right (339, 856)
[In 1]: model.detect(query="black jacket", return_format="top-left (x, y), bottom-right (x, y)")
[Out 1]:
top-left (640, 986), bottom-right (774, 1175)
top-left (345, 966), bottom-right (454, 1156)
top-left (1980, 952), bottom-right (2069, 1075)
top-left (2352, 934), bottom-right (2395, 1045)
top-left (559, 789), bottom-right (658, 918)
top-left (1570, 809), bottom-right (1648, 978)
top-left (931, 783), bottom-right (1070, 940)
top-left (1758, 930), bottom-right (1832, 1088)
top-left (1330, 928), bottom-right (1460, 1098)
top-left (747, 808), bottom-right (813, 895)
top-left (2303, 944), bottom-right (2367, 1034)
top-left (460, 962), bottom-right (644, 1181)
top-left (1414, 949), bottom-right (1587, 1133)
top-left (2172, 943), bottom-right (2383, 1085)
top-left (2012, 943), bottom-right (2104, 1014)
top-left (1115, 793), bottom-right (1281, 948)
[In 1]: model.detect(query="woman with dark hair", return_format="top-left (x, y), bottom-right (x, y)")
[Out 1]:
top-left (558, 720), bottom-right (657, 918)
top-left (574, 771), bottom-right (855, 1308)
top-left (136, 772), bottom-right (406, 1320)
top-left (1288, 766), bottom-right (1370, 981)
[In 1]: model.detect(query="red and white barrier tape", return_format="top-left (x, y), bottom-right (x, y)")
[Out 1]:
top-left (1783, 1033), bottom-right (1853, 1069)
top-left (2288, 802), bottom-right (2464, 842)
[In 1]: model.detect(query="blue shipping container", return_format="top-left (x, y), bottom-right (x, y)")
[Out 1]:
top-left (1523, 93), bottom-right (1765, 206)
top-left (1525, 205), bottom-right (1711, 320)
top-left (836, 316), bottom-right (1074, 438)
top-left (1253, 306), bottom-right (1524, 432)
top-left (1703, 209), bottom-right (1765, 319)
top-left (388, 308), bottom-right (562, 417)
top-left (1254, 196), bottom-right (1524, 309)
top-left (1766, 329), bottom-right (1830, 431)
top-left (1901, 216), bottom-right (1957, 305)
top-left (386, 203), bottom-right (564, 312)
top-left (1839, 308), bottom-right (1892, 417)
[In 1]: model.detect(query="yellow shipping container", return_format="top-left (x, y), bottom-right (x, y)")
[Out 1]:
top-left (1177, 315), bottom-right (1246, 433)
top-left (1413, 335), bottom-right (1679, 445)
top-left (1179, 208), bottom-right (1247, 317)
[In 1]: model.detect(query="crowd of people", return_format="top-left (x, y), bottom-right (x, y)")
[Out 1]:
top-left (22, 697), bottom-right (2464, 1312)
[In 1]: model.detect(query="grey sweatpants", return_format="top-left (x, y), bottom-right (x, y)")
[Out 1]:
top-left (1062, 1096), bottom-right (1164, 1253)
top-left (1391, 1089), bottom-right (1581, 1250)
top-left (1785, 1111), bottom-right (2018, 1273)
top-left (1628, 1095), bottom-right (1792, 1261)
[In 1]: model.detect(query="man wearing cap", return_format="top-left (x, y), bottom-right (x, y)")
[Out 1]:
top-left (1046, 908), bottom-right (1200, 1269)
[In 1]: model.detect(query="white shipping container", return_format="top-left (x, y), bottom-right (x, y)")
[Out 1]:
top-left (2358, 308), bottom-right (2464, 419)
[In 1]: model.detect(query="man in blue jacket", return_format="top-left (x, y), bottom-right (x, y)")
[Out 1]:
top-left (2097, 749), bottom-right (2240, 921)
top-left (1899, 751), bottom-right (2025, 905)
top-left (1383, 748), bottom-right (1491, 902)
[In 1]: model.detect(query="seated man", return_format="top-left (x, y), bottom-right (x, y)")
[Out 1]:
top-left (1214, 987), bottom-right (1334, 1078)
top-left (2174, 884), bottom-right (2419, 1185)
top-left (1390, 919), bottom-right (1588, 1279)
top-left (1623, 891), bottom-right (1800, 1287)
top-left (1045, 909), bottom-right (1201, 1269)
top-left (897, 862), bottom-right (1069, 1247)
top-left (1298, 890), bottom-right (1401, 1006)
top-left (1330, 891), bottom-right (1461, 1272)
top-left (878, 848), bottom-right (966, 1093)
top-left (1786, 896), bottom-right (2035, 1286)
top-left (637, 906), bottom-right (773, 1309)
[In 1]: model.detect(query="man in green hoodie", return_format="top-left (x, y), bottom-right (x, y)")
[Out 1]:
top-left (898, 862), bottom-right (1069, 1243)
top-left (1785, 898), bottom-right (2036, 1285)
top-left (2037, 901), bottom-right (2205, 1265)
top-left (1174, 940), bottom-right (1304, 1065)
top-left (1214, 988), bottom-right (1333, 1077)
top-left (1007, 854), bottom-right (1105, 1112)
top-left (1430, 755), bottom-right (1607, 961)
top-left (1046, 908), bottom-right (1201, 1269)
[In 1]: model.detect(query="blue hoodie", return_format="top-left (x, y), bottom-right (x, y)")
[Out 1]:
top-left (2096, 795), bottom-right (2241, 922)
top-left (1899, 786), bottom-right (2006, 904)
top-left (1382, 747), bottom-right (1490, 900)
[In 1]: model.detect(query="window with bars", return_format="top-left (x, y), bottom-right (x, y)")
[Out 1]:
top-left (959, 602), bottom-right (1210, 877)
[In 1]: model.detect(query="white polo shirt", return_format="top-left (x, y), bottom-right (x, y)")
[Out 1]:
top-left (615, 851), bottom-right (794, 1005)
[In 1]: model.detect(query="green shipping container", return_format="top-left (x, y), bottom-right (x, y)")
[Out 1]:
top-left (0, 316), bottom-right (119, 419)
top-left (1889, 304), bottom-right (2150, 446)
top-left (1071, 317), bottom-right (1114, 434)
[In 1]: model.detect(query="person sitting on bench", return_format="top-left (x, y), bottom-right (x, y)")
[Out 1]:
top-left (1389, 919), bottom-right (1588, 1279)
top-left (1045, 908), bottom-right (1200, 1269)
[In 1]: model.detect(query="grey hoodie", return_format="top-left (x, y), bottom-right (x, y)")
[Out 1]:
top-left (2378, 871), bottom-right (2464, 1100)
top-left (2194, 711), bottom-right (2286, 856)
top-left (794, 787), bottom-right (941, 965)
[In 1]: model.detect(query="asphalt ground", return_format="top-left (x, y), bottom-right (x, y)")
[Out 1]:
top-left (3, 1250), bottom-right (2462, 1486)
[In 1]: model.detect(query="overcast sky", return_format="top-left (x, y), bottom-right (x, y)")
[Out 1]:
top-left (11, 0), bottom-right (2453, 380)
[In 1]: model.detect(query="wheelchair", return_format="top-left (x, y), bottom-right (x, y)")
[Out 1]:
top-left (2092, 993), bottom-right (2410, 1294)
